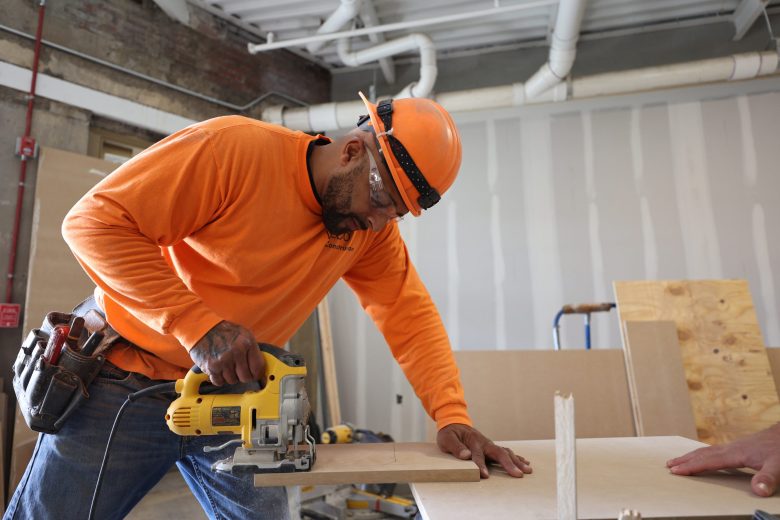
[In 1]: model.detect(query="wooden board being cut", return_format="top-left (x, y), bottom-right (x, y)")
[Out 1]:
top-left (426, 350), bottom-right (635, 441)
top-left (254, 442), bottom-right (479, 487)
top-left (614, 280), bottom-right (780, 444)
top-left (412, 436), bottom-right (780, 520)
top-left (622, 321), bottom-right (698, 439)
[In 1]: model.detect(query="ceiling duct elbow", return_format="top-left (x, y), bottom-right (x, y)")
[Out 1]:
top-left (339, 33), bottom-right (437, 98)
top-left (525, 0), bottom-right (587, 99)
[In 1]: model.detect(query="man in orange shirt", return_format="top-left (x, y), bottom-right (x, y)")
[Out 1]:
top-left (5, 94), bottom-right (530, 519)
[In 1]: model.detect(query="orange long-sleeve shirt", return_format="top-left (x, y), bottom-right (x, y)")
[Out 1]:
top-left (62, 115), bottom-right (471, 430)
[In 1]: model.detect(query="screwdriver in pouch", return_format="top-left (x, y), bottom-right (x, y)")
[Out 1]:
top-left (80, 331), bottom-right (105, 357)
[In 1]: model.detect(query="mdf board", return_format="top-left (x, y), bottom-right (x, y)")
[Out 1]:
top-left (11, 148), bottom-right (118, 499)
top-left (767, 348), bottom-right (780, 394)
top-left (426, 350), bottom-right (635, 441)
top-left (411, 436), bottom-right (780, 520)
top-left (23, 147), bottom-right (118, 332)
top-left (253, 443), bottom-right (479, 487)
top-left (622, 321), bottom-right (698, 439)
top-left (614, 280), bottom-right (780, 445)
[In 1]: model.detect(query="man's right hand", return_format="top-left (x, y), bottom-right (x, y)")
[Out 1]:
top-left (667, 423), bottom-right (780, 497)
top-left (189, 321), bottom-right (265, 386)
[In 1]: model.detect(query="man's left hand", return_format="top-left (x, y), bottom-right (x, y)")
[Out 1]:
top-left (437, 423), bottom-right (531, 479)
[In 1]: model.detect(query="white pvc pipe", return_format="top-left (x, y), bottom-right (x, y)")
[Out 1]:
top-left (305, 0), bottom-right (362, 54)
top-left (572, 51), bottom-right (779, 98)
top-left (360, 0), bottom-right (395, 84)
top-left (248, 0), bottom-right (558, 54)
top-left (338, 33), bottom-right (437, 98)
top-left (524, 0), bottom-right (587, 99)
top-left (262, 51), bottom-right (779, 132)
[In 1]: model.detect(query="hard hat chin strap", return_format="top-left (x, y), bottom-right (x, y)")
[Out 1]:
top-left (376, 127), bottom-right (394, 138)
top-left (376, 99), bottom-right (441, 211)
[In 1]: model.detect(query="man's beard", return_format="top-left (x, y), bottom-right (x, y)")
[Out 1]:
top-left (321, 163), bottom-right (365, 236)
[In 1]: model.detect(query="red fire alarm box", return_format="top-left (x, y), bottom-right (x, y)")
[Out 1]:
top-left (0, 303), bottom-right (21, 328)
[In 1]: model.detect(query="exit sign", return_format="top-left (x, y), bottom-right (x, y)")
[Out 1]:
top-left (0, 304), bottom-right (21, 328)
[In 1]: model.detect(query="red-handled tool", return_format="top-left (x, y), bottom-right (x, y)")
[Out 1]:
top-left (43, 324), bottom-right (69, 364)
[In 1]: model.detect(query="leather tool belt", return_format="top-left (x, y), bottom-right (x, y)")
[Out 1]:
top-left (12, 296), bottom-right (120, 434)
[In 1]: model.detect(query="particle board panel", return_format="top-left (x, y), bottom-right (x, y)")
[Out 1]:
top-left (411, 436), bottom-right (780, 520)
top-left (11, 148), bottom-right (118, 500)
top-left (426, 350), bottom-right (635, 441)
top-left (254, 442), bottom-right (479, 487)
top-left (23, 147), bottom-right (118, 332)
top-left (622, 321), bottom-right (698, 439)
top-left (614, 280), bottom-right (780, 445)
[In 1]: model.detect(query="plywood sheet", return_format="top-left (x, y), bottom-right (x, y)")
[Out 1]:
top-left (622, 321), bottom-right (698, 439)
top-left (254, 442), bottom-right (479, 487)
top-left (426, 350), bottom-right (635, 441)
top-left (614, 280), bottom-right (780, 444)
top-left (412, 436), bottom-right (780, 520)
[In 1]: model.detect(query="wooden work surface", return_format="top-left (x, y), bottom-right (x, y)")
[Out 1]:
top-left (254, 442), bottom-right (479, 487)
top-left (412, 436), bottom-right (780, 520)
top-left (614, 280), bottom-right (780, 444)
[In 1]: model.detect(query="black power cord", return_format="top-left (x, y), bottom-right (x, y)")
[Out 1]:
top-left (87, 381), bottom-right (176, 520)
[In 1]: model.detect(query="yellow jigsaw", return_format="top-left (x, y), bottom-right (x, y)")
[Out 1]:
top-left (166, 343), bottom-right (315, 473)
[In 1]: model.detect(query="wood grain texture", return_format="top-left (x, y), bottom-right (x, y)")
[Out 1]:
top-left (614, 280), bottom-right (780, 444)
top-left (426, 350), bottom-right (635, 441)
top-left (412, 436), bottom-right (780, 520)
top-left (254, 442), bottom-right (479, 487)
top-left (622, 321), bottom-right (698, 439)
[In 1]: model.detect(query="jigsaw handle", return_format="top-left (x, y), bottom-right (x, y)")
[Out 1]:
top-left (167, 343), bottom-right (308, 441)
top-left (179, 343), bottom-right (305, 394)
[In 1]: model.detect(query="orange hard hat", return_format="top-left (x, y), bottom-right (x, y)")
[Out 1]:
top-left (358, 92), bottom-right (462, 217)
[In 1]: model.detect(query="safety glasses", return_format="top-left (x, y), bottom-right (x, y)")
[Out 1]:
top-left (367, 149), bottom-right (404, 223)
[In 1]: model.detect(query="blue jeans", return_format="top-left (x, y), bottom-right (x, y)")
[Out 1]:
top-left (4, 363), bottom-right (289, 520)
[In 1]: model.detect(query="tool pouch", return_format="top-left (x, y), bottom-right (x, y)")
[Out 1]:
top-left (12, 306), bottom-right (116, 434)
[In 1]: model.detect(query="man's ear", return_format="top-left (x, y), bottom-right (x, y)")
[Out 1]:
top-left (340, 137), bottom-right (365, 166)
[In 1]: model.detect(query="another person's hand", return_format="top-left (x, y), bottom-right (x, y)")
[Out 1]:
top-left (189, 320), bottom-right (265, 386)
top-left (666, 423), bottom-right (780, 497)
top-left (437, 423), bottom-right (531, 479)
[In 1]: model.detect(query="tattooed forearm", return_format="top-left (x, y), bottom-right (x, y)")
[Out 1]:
top-left (190, 320), bottom-right (262, 386)
top-left (191, 321), bottom-right (241, 367)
